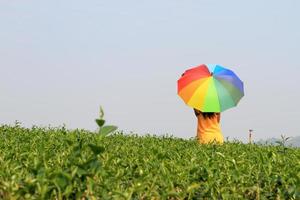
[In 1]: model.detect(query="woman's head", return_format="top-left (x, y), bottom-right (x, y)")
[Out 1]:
top-left (202, 112), bottom-right (218, 119)
top-left (194, 109), bottom-right (218, 119)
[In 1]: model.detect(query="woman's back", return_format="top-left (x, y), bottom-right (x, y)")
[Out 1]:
top-left (196, 111), bottom-right (224, 144)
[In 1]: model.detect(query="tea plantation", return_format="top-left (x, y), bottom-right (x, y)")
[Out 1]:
top-left (0, 125), bottom-right (299, 199)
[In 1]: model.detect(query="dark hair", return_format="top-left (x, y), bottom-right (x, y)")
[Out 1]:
top-left (202, 112), bottom-right (217, 119)
top-left (194, 109), bottom-right (218, 119)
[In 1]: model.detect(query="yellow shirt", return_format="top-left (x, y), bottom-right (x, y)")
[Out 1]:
top-left (197, 112), bottom-right (224, 144)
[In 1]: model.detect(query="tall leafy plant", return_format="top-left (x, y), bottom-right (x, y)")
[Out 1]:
top-left (95, 106), bottom-right (117, 136)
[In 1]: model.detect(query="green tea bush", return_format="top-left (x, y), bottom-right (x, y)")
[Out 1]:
top-left (0, 124), bottom-right (299, 199)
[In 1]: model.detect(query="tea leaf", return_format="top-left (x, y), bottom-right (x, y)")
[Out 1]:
top-left (99, 125), bottom-right (117, 136)
top-left (88, 144), bottom-right (105, 155)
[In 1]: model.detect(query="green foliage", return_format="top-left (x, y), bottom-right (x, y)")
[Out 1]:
top-left (0, 125), bottom-right (299, 199)
top-left (99, 125), bottom-right (118, 136)
top-left (95, 106), bottom-right (117, 136)
top-left (276, 134), bottom-right (292, 154)
top-left (276, 134), bottom-right (291, 146)
top-left (95, 119), bottom-right (105, 127)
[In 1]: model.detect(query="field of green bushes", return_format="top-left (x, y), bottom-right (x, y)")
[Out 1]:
top-left (0, 124), bottom-right (299, 199)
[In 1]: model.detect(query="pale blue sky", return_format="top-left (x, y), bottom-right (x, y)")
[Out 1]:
top-left (1, 0), bottom-right (299, 141)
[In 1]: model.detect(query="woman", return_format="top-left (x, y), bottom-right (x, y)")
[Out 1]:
top-left (194, 109), bottom-right (224, 144)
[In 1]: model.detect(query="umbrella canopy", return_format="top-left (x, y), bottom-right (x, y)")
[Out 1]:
top-left (177, 64), bottom-right (244, 112)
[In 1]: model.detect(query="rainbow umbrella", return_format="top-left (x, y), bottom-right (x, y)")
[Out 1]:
top-left (177, 64), bottom-right (244, 112)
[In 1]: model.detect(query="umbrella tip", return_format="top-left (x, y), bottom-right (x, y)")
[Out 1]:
top-left (210, 72), bottom-right (213, 76)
